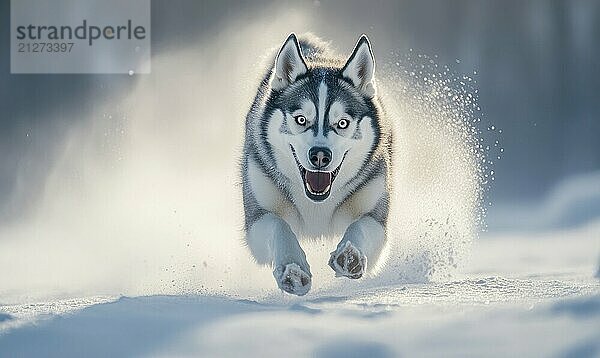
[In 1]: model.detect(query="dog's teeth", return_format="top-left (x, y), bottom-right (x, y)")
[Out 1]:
top-left (306, 182), bottom-right (331, 195)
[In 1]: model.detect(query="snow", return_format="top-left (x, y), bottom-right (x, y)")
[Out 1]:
top-left (1, 222), bottom-right (598, 357)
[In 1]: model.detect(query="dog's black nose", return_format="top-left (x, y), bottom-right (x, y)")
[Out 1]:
top-left (308, 146), bottom-right (332, 169)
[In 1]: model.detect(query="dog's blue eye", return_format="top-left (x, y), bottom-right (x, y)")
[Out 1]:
top-left (294, 115), bottom-right (307, 126)
top-left (337, 118), bottom-right (349, 129)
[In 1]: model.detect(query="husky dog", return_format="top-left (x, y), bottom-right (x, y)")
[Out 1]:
top-left (242, 33), bottom-right (392, 295)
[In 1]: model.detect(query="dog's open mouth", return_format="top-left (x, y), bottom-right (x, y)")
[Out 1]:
top-left (291, 146), bottom-right (344, 202)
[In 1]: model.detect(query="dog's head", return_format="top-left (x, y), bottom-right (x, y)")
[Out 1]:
top-left (265, 34), bottom-right (381, 202)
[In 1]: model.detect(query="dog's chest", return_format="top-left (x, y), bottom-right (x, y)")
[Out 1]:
top-left (289, 198), bottom-right (352, 238)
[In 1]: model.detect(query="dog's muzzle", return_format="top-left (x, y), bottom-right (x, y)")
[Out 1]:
top-left (291, 145), bottom-right (345, 202)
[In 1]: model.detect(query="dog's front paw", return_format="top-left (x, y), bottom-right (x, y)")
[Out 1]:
top-left (329, 241), bottom-right (367, 279)
top-left (273, 263), bottom-right (312, 296)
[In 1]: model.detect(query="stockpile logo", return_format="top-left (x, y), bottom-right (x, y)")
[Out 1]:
top-left (11, 0), bottom-right (151, 74)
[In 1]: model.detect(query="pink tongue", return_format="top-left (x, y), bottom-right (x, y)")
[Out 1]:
top-left (305, 171), bottom-right (332, 193)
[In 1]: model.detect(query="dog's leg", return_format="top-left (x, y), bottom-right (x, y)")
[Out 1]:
top-left (246, 213), bottom-right (311, 295)
top-left (329, 215), bottom-right (385, 279)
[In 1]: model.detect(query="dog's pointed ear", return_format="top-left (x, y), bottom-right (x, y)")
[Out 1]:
top-left (342, 35), bottom-right (376, 98)
top-left (271, 33), bottom-right (308, 90)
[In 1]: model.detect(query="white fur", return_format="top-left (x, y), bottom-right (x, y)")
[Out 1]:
top-left (332, 215), bottom-right (385, 268)
top-left (317, 81), bottom-right (328, 136)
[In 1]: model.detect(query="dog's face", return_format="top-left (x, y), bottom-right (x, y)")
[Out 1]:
top-left (266, 34), bottom-right (380, 202)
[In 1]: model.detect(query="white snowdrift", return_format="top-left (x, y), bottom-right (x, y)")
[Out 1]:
top-left (1, 224), bottom-right (598, 357)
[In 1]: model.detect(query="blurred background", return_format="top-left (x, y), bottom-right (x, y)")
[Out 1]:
top-left (0, 0), bottom-right (598, 233)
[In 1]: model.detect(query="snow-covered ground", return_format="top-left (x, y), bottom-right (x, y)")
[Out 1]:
top-left (1, 221), bottom-right (598, 357)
